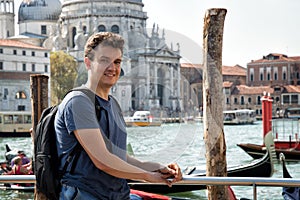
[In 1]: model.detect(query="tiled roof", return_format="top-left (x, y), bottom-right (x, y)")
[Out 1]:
top-left (233, 85), bottom-right (274, 95)
top-left (223, 81), bottom-right (233, 88)
top-left (181, 63), bottom-right (246, 76)
top-left (222, 65), bottom-right (246, 76)
top-left (180, 63), bottom-right (203, 69)
top-left (0, 39), bottom-right (46, 50)
top-left (283, 85), bottom-right (300, 93)
top-left (248, 53), bottom-right (300, 64)
top-left (290, 56), bottom-right (300, 60)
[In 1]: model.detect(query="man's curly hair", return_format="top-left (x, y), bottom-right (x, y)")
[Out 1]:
top-left (84, 32), bottom-right (125, 61)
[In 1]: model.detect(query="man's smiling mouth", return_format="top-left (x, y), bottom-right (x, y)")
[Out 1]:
top-left (104, 73), bottom-right (115, 77)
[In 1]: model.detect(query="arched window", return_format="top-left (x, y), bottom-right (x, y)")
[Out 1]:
top-left (260, 73), bottom-right (263, 81)
top-left (226, 97), bottom-right (230, 104)
top-left (257, 96), bottom-right (261, 105)
top-left (234, 97), bottom-right (238, 104)
top-left (248, 97), bottom-right (252, 104)
top-left (111, 25), bottom-right (119, 33)
top-left (241, 96), bottom-right (244, 105)
top-left (274, 72), bottom-right (278, 80)
top-left (83, 26), bottom-right (87, 34)
top-left (98, 25), bottom-right (106, 32)
top-left (15, 91), bottom-right (27, 99)
top-left (250, 74), bottom-right (254, 81)
top-left (267, 73), bottom-right (270, 80)
top-left (283, 72), bottom-right (286, 80)
top-left (72, 27), bottom-right (77, 48)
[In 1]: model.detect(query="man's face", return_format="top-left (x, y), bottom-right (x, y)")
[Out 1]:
top-left (88, 45), bottom-right (122, 88)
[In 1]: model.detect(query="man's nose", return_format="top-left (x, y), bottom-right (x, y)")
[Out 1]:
top-left (107, 61), bottom-right (117, 70)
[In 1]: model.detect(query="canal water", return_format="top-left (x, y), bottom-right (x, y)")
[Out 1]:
top-left (0, 121), bottom-right (299, 199)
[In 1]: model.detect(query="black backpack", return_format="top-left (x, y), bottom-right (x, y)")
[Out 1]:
top-left (33, 87), bottom-right (101, 200)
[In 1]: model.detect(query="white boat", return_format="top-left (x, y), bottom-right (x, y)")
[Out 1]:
top-left (125, 111), bottom-right (162, 127)
top-left (223, 109), bottom-right (256, 125)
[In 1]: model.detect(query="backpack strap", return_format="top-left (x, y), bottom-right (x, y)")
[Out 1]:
top-left (70, 86), bottom-right (101, 120)
top-left (60, 86), bottom-right (101, 176)
top-left (109, 95), bottom-right (123, 115)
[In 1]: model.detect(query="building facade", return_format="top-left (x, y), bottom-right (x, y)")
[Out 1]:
top-left (1, 0), bottom-right (195, 117)
top-left (50, 0), bottom-right (184, 115)
top-left (0, 39), bottom-right (50, 111)
top-left (1, 0), bottom-right (299, 118)
top-left (223, 53), bottom-right (300, 116)
top-left (0, 0), bottom-right (15, 39)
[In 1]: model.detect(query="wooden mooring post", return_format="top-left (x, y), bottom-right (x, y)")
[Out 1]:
top-left (30, 74), bottom-right (49, 200)
top-left (30, 74), bottom-right (49, 129)
top-left (202, 8), bottom-right (228, 199)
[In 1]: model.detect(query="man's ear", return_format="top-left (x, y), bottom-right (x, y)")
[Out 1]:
top-left (84, 57), bottom-right (91, 69)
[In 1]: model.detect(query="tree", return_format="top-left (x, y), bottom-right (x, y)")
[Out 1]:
top-left (50, 51), bottom-right (78, 104)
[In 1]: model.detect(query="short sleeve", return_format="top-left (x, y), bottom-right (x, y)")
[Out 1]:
top-left (64, 92), bottom-right (99, 133)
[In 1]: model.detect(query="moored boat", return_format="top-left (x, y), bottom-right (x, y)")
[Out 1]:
top-left (125, 111), bottom-right (162, 127)
top-left (280, 153), bottom-right (300, 200)
top-left (0, 111), bottom-right (32, 137)
top-left (223, 109), bottom-right (256, 125)
top-left (128, 132), bottom-right (275, 194)
top-left (237, 92), bottom-right (300, 161)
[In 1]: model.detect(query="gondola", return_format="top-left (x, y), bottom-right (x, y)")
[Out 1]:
top-left (237, 94), bottom-right (300, 161)
top-left (128, 132), bottom-right (276, 194)
top-left (280, 153), bottom-right (300, 200)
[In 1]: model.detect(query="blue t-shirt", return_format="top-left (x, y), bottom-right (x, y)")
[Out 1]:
top-left (54, 90), bottom-right (130, 199)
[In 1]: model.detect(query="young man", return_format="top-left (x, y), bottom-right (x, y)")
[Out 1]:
top-left (54, 32), bottom-right (182, 200)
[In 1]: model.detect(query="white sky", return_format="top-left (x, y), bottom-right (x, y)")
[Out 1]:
top-left (14, 0), bottom-right (300, 67)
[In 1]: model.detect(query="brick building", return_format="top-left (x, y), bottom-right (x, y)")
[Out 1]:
top-left (181, 53), bottom-right (300, 117)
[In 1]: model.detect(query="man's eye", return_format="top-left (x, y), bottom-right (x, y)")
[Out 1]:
top-left (114, 60), bottom-right (122, 65)
top-left (100, 59), bottom-right (110, 64)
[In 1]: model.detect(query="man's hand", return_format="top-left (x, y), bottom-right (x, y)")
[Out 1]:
top-left (157, 163), bottom-right (182, 184)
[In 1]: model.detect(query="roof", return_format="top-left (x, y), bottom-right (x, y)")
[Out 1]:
top-left (248, 53), bottom-right (300, 64)
top-left (232, 85), bottom-right (300, 95)
top-left (19, 32), bottom-right (48, 39)
top-left (222, 65), bottom-right (246, 76)
top-left (0, 39), bottom-right (46, 50)
top-left (233, 85), bottom-right (274, 95)
top-left (223, 81), bottom-right (233, 88)
top-left (18, 0), bottom-right (62, 22)
top-left (181, 63), bottom-right (246, 76)
top-left (283, 85), bottom-right (300, 93)
top-left (180, 63), bottom-right (203, 69)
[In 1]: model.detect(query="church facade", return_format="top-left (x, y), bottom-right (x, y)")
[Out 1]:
top-left (0, 0), bottom-right (199, 116)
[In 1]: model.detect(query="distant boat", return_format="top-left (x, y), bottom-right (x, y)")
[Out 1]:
top-left (283, 107), bottom-right (300, 119)
top-left (223, 109), bottom-right (256, 125)
top-left (0, 111), bottom-right (32, 137)
top-left (125, 111), bottom-right (162, 127)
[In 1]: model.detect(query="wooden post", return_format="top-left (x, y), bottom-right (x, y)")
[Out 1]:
top-left (30, 74), bottom-right (49, 129)
top-left (202, 8), bottom-right (228, 199)
top-left (30, 74), bottom-right (49, 200)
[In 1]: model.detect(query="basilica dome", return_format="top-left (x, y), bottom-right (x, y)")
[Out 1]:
top-left (18, 0), bottom-right (62, 22)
